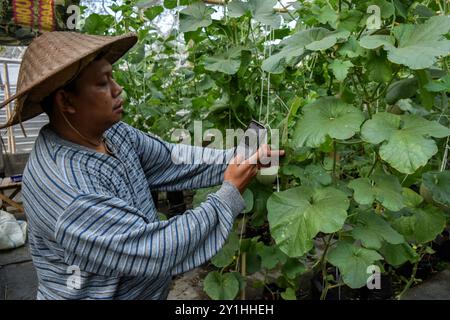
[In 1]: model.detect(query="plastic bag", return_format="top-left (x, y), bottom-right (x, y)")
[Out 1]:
top-left (0, 210), bottom-right (27, 250)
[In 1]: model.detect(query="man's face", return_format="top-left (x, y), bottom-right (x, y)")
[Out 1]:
top-left (66, 58), bottom-right (124, 130)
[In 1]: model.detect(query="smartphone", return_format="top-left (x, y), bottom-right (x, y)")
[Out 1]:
top-left (235, 120), bottom-right (268, 161)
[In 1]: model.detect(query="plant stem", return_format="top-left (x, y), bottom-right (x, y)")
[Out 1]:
top-left (367, 150), bottom-right (379, 177)
top-left (319, 233), bottom-right (334, 300)
top-left (332, 140), bottom-right (338, 184)
top-left (396, 253), bottom-right (422, 300)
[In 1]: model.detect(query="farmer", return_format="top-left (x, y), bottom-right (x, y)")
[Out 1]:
top-left (0, 32), bottom-right (283, 300)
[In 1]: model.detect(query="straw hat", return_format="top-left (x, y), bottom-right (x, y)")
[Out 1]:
top-left (0, 31), bottom-right (138, 129)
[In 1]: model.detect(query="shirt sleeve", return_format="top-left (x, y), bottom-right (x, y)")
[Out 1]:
top-left (54, 181), bottom-right (246, 278)
top-left (129, 124), bottom-right (235, 191)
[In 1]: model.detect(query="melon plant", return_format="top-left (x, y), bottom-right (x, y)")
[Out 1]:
top-left (82, 0), bottom-right (450, 299)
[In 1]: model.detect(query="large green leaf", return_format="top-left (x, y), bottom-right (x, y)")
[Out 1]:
top-left (283, 164), bottom-right (332, 188)
top-left (360, 16), bottom-right (450, 70)
top-left (262, 28), bottom-right (350, 73)
top-left (203, 271), bottom-right (240, 300)
top-left (379, 242), bottom-right (419, 267)
top-left (348, 172), bottom-right (405, 211)
top-left (361, 113), bottom-right (450, 174)
top-left (211, 232), bottom-right (240, 268)
top-left (402, 188), bottom-right (424, 208)
top-left (329, 59), bottom-right (353, 81)
top-left (351, 212), bottom-right (404, 249)
top-left (422, 171), bottom-right (450, 206)
top-left (228, 0), bottom-right (281, 28)
top-left (256, 244), bottom-right (288, 269)
top-left (293, 97), bottom-right (365, 148)
top-left (425, 74), bottom-right (450, 92)
top-left (267, 186), bottom-right (349, 257)
top-left (179, 2), bottom-right (214, 33)
top-left (204, 47), bottom-right (243, 75)
top-left (282, 258), bottom-right (307, 279)
top-left (328, 242), bottom-right (383, 289)
top-left (392, 206), bottom-right (446, 244)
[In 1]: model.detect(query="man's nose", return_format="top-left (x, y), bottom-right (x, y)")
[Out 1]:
top-left (112, 79), bottom-right (123, 98)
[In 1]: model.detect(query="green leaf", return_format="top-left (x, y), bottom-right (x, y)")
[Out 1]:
top-left (329, 59), bottom-right (353, 81)
top-left (179, 2), bottom-right (214, 33)
top-left (211, 232), bottom-right (240, 268)
top-left (293, 97), bottom-right (365, 148)
top-left (144, 5), bottom-right (164, 20)
top-left (292, 164), bottom-right (332, 188)
top-left (392, 206), bottom-right (446, 243)
top-left (204, 47), bottom-right (243, 75)
top-left (338, 36), bottom-right (365, 58)
top-left (203, 271), bottom-right (240, 300)
top-left (425, 74), bottom-right (450, 92)
top-left (256, 244), bottom-right (287, 269)
top-left (262, 28), bottom-right (350, 73)
top-left (282, 258), bottom-right (307, 279)
top-left (379, 242), bottom-right (419, 267)
top-left (281, 287), bottom-right (297, 300)
top-left (163, 0), bottom-right (178, 9)
top-left (360, 16), bottom-right (450, 70)
top-left (366, 52), bottom-right (393, 83)
top-left (242, 188), bottom-right (254, 214)
top-left (267, 186), bottom-right (349, 257)
top-left (402, 188), bottom-right (423, 208)
top-left (83, 13), bottom-right (114, 35)
top-left (316, 5), bottom-right (338, 28)
top-left (422, 171), bottom-right (450, 206)
top-left (361, 113), bottom-right (450, 174)
top-left (348, 172), bottom-right (405, 211)
top-left (228, 0), bottom-right (281, 28)
top-left (328, 242), bottom-right (383, 289)
top-left (351, 212), bottom-right (404, 249)
top-left (369, 0), bottom-right (395, 19)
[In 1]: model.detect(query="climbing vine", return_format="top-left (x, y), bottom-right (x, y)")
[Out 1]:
top-left (82, 0), bottom-right (450, 300)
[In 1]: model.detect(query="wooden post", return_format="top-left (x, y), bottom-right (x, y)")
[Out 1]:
top-left (2, 63), bottom-right (16, 154)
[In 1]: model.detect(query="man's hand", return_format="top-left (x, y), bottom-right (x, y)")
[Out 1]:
top-left (224, 145), bottom-right (285, 194)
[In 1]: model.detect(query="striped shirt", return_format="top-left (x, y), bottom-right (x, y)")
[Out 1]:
top-left (22, 121), bottom-right (246, 300)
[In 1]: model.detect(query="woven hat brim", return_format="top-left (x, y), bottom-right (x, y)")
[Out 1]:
top-left (0, 32), bottom-right (138, 129)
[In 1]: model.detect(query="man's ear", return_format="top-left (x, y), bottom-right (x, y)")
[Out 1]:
top-left (54, 89), bottom-right (77, 115)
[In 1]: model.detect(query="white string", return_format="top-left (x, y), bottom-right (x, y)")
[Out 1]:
top-left (265, 27), bottom-right (273, 125)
